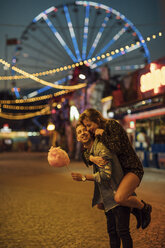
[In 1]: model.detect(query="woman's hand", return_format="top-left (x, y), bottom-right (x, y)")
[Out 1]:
top-left (89, 155), bottom-right (107, 167)
top-left (71, 172), bottom-right (83, 181)
top-left (95, 128), bottom-right (104, 136)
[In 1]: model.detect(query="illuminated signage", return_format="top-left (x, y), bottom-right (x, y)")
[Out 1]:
top-left (140, 64), bottom-right (165, 93)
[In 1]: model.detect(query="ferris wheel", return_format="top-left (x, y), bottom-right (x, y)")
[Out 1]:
top-left (12, 1), bottom-right (150, 97)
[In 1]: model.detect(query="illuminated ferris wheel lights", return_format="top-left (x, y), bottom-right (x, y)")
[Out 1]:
top-left (5, 0), bottom-right (151, 97)
top-left (125, 45), bottom-right (129, 49)
top-left (115, 49), bottom-right (119, 53)
top-left (147, 37), bottom-right (151, 41)
top-left (111, 51), bottom-right (115, 55)
top-left (12, 58), bottom-right (17, 64)
top-left (141, 40), bottom-right (145, 43)
top-left (132, 32), bottom-right (137, 37)
top-left (79, 61), bottom-right (84, 65)
top-left (159, 32), bottom-right (162, 36)
top-left (120, 48), bottom-right (124, 51)
top-left (88, 59), bottom-right (92, 63)
top-left (152, 35), bottom-right (156, 39)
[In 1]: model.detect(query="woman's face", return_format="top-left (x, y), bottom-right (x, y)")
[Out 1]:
top-left (83, 118), bottom-right (99, 134)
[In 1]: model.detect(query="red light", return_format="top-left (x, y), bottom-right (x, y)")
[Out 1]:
top-left (3, 123), bottom-right (9, 128)
top-left (51, 109), bottom-right (56, 114)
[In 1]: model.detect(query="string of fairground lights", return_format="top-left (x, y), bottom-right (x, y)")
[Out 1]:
top-left (0, 98), bottom-right (64, 119)
top-left (1, 98), bottom-right (63, 111)
top-left (0, 105), bottom-right (51, 120)
top-left (2, 102), bottom-right (57, 110)
top-left (0, 31), bottom-right (163, 81)
top-left (0, 90), bottom-right (71, 119)
top-left (0, 89), bottom-right (74, 104)
top-left (0, 60), bottom-right (87, 91)
top-left (0, 99), bottom-right (65, 119)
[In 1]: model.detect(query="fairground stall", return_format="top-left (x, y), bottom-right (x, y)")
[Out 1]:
top-left (110, 57), bottom-right (165, 169)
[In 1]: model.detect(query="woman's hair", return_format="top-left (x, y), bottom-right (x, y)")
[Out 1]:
top-left (75, 120), bottom-right (84, 129)
top-left (79, 108), bottom-right (107, 128)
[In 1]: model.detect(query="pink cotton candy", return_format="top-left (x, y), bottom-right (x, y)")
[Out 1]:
top-left (47, 146), bottom-right (70, 167)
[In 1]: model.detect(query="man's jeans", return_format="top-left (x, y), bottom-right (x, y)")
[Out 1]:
top-left (105, 206), bottom-right (133, 248)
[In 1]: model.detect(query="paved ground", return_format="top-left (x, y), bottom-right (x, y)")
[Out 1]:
top-left (0, 152), bottom-right (165, 248)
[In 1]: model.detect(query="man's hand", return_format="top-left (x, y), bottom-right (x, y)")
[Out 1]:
top-left (95, 128), bottom-right (104, 136)
top-left (71, 172), bottom-right (83, 181)
top-left (89, 155), bottom-right (107, 167)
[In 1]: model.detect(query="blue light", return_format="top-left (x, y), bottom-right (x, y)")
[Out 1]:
top-left (87, 11), bottom-right (111, 59)
top-left (96, 26), bottom-right (128, 57)
top-left (13, 87), bottom-right (20, 99)
top-left (28, 78), bottom-right (67, 97)
top-left (76, 1), bottom-right (150, 63)
top-left (121, 16), bottom-right (150, 62)
top-left (91, 43), bottom-right (141, 69)
top-left (43, 14), bottom-right (77, 62)
top-left (37, 78), bottom-right (67, 94)
top-left (82, 4), bottom-right (90, 60)
top-left (64, 5), bottom-right (81, 61)
top-left (32, 117), bottom-right (43, 129)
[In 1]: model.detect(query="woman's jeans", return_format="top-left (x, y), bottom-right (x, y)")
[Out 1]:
top-left (105, 206), bottom-right (133, 248)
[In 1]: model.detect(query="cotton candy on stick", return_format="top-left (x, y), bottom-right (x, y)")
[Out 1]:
top-left (47, 146), bottom-right (70, 169)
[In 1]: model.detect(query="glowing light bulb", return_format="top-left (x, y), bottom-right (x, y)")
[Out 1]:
top-left (47, 123), bottom-right (55, 131)
top-left (79, 74), bottom-right (86, 80)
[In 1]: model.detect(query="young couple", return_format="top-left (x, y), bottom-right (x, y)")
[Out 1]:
top-left (71, 108), bottom-right (152, 248)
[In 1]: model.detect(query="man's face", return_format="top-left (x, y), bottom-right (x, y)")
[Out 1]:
top-left (76, 125), bottom-right (91, 144)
